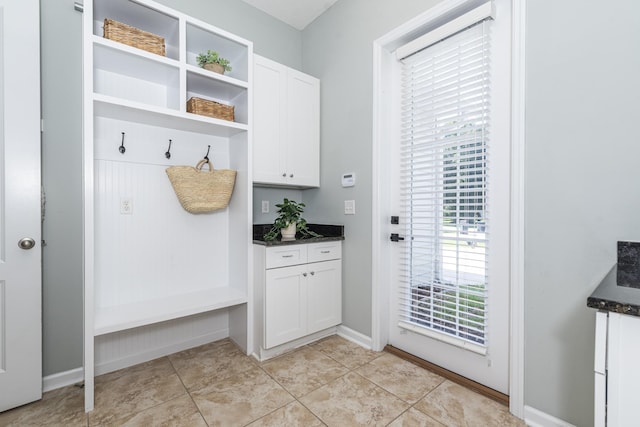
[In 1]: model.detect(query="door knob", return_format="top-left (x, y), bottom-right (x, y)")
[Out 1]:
top-left (18, 238), bottom-right (36, 250)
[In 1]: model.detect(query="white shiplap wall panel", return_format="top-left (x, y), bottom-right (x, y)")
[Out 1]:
top-left (93, 116), bottom-right (232, 309)
top-left (94, 310), bottom-right (229, 375)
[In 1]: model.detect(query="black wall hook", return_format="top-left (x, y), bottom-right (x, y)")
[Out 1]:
top-left (203, 145), bottom-right (211, 163)
top-left (119, 132), bottom-right (126, 154)
top-left (165, 139), bottom-right (172, 159)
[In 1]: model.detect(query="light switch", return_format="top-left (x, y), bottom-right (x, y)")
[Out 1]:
top-left (344, 200), bottom-right (355, 215)
top-left (261, 200), bottom-right (269, 213)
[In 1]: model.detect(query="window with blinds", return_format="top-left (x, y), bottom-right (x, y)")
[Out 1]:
top-left (397, 18), bottom-right (491, 353)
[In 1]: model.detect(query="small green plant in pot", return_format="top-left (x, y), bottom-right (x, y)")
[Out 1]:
top-left (196, 50), bottom-right (232, 74)
top-left (263, 198), bottom-right (322, 241)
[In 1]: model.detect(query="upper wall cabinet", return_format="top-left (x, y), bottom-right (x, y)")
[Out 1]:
top-left (253, 55), bottom-right (320, 188)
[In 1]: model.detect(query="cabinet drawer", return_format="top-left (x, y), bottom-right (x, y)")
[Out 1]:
top-left (266, 245), bottom-right (308, 269)
top-left (308, 241), bottom-right (342, 263)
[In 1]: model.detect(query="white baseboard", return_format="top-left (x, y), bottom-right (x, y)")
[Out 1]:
top-left (43, 367), bottom-right (84, 392)
top-left (524, 406), bottom-right (576, 427)
top-left (337, 325), bottom-right (373, 349)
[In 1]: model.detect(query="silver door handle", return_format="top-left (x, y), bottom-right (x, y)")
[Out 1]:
top-left (18, 238), bottom-right (36, 250)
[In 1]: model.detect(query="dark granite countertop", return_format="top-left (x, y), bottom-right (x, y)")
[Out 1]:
top-left (253, 224), bottom-right (344, 246)
top-left (587, 265), bottom-right (640, 316)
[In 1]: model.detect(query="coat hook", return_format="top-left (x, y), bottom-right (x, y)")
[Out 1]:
top-left (165, 139), bottom-right (172, 159)
top-left (203, 145), bottom-right (211, 163)
top-left (119, 132), bottom-right (126, 154)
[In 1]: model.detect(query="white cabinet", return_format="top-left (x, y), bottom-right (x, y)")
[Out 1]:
top-left (265, 264), bottom-right (308, 348)
top-left (254, 242), bottom-right (342, 358)
top-left (595, 311), bottom-right (640, 426)
top-left (253, 54), bottom-right (320, 188)
top-left (83, 0), bottom-right (252, 412)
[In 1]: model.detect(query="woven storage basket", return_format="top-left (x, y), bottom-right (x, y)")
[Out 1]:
top-left (103, 19), bottom-right (166, 56)
top-left (166, 160), bottom-right (236, 214)
top-left (187, 97), bottom-right (234, 122)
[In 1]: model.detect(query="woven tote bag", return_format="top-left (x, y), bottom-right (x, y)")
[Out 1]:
top-left (166, 159), bottom-right (236, 213)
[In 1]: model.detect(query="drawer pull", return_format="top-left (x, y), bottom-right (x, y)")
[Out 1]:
top-left (281, 255), bottom-right (294, 258)
top-left (320, 250), bottom-right (331, 254)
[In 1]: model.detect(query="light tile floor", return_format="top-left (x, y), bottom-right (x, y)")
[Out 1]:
top-left (0, 335), bottom-right (526, 426)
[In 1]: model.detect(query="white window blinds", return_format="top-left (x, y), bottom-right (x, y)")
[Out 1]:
top-left (397, 16), bottom-right (491, 354)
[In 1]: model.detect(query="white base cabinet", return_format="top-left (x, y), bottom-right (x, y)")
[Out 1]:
top-left (254, 242), bottom-right (342, 357)
top-left (253, 54), bottom-right (320, 188)
top-left (594, 311), bottom-right (640, 426)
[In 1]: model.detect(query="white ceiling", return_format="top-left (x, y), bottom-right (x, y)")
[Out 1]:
top-left (240, 0), bottom-right (339, 30)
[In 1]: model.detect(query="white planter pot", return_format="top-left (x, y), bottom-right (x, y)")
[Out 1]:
top-left (280, 223), bottom-right (297, 241)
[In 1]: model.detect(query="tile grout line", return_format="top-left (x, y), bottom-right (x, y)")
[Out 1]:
top-left (167, 354), bottom-right (211, 427)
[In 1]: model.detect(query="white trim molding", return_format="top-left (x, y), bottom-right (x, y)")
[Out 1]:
top-left (524, 406), bottom-right (576, 427)
top-left (43, 368), bottom-right (84, 393)
top-left (509, 0), bottom-right (526, 419)
top-left (337, 325), bottom-right (373, 349)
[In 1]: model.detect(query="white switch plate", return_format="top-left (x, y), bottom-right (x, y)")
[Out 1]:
top-left (261, 200), bottom-right (269, 213)
top-left (344, 200), bottom-right (355, 215)
top-left (120, 197), bottom-right (132, 215)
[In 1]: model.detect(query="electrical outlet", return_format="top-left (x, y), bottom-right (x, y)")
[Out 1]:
top-left (120, 197), bottom-right (132, 215)
top-left (344, 200), bottom-right (355, 215)
top-left (261, 200), bottom-right (269, 213)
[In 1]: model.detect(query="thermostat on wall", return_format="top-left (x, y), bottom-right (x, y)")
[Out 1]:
top-left (342, 172), bottom-right (356, 187)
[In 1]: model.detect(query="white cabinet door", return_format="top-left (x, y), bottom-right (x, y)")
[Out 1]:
top-left (253, 55), bottom-right (319, 187)
top-left (265, 264), bottom-right (308, 348)
top-left (253, 55), bottom-right (287, 184)
top-left (607, 312), bottom-right (640, 426)
top-left (307, 260), bottom-right (342, 334)
top-left (286, 68), bottom-right (320, 187)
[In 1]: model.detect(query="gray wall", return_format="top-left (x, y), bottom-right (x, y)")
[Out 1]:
top-left (39, 0), bottom-right (302, 376)
top-left (300, 0), bottom-right (443, 339)
top-left (40, 0), bottom-right (84, 378)
top-left (524, 1), bottom-right (640, 425)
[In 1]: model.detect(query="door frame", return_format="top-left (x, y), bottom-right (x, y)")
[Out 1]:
top-left (371, 0), bottom-right (526, 418)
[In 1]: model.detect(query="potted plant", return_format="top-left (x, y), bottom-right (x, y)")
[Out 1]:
top-left (196, 50), bottom-right (232, 75)
top-left (263, 198), bottom-right (322, 241)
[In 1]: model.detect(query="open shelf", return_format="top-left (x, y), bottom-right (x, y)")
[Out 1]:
top-left (94, 94), bottom-right (248, 137)
top-left (186, 21), bottom-right (249, 82)
top-left (93, 0), bottom-right (180, 60)
top-left (94, 287), bottom-right (247, 336)
top-left (94, 39), bottom-right (180, 110)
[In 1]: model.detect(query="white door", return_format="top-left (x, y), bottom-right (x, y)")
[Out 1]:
top-left (0, 0), bottom-right (42, 412)
top-left (381, 0), bottom-right (511, 394)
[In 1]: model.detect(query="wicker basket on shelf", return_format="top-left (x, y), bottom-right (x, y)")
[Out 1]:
top-left (103, 18), bottom-right (166, 56)
top-left (187, 97), bottom-right (235, 122)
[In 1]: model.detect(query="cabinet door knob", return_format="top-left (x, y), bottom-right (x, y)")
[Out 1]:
top-left (282, 172), bottom-right (287, 177)
top-left (310, 271), bottom-right (315, 276)
top-left (289, 174), bottom-right (294, 178)
top-left (303, 272), bottom-right (307, 277)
